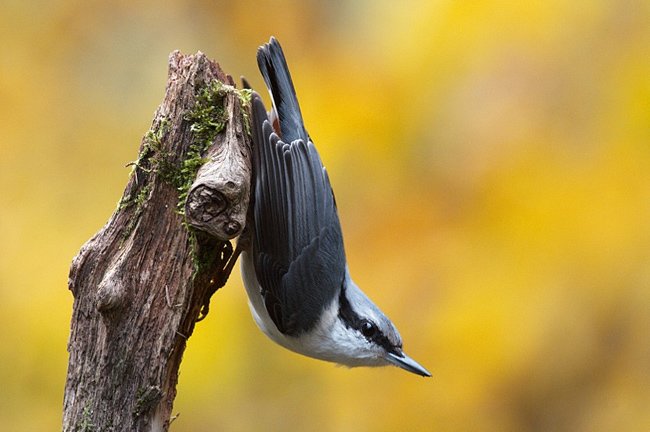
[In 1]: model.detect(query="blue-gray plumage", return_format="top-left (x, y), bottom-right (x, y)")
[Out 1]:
top-left (251, 111), bottom-right (344, 336)
top-left (240, 37), bottom-right (430, 377)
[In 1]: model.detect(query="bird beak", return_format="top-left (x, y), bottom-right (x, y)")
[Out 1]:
top-left (385, 351), bottom-right (431, 377)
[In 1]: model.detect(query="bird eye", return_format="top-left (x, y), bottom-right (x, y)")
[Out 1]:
top-left (360, 320), bottom-right (378, 338)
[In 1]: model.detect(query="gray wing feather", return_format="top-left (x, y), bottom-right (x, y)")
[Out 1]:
top-left (251, 94), bottom-right (346, 336)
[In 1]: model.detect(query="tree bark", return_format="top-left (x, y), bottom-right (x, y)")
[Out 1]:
top-left (64, 51), bottom-right (252, 431)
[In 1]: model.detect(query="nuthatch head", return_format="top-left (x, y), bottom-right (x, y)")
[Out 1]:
top-left (241, 37), bottom-right (430, 377)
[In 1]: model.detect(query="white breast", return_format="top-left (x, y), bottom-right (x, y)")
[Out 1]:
top-left (239, 250), bottom-right (358, 365)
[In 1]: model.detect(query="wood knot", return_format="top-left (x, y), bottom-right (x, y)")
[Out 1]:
top-left (96, 272), bottom-right (127, 313)
top-left (223, 220), bottom-right (241, 237)
top-left (186, 185), bottom-right (227, 222)
top-left (182, 85), bottom-right (251, 241)
top-left (95, 254), bottom-right (129, 313)
top-left (185, 177), bottom-right (248, 241)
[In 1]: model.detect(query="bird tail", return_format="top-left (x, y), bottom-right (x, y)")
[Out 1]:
top-left (257, 37), bottom-right (308, 143)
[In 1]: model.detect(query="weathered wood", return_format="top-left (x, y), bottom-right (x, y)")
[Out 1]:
top-left (64, 51), bottom-right (252, 432)
top-left (185, 86), bottom-right (251, 241)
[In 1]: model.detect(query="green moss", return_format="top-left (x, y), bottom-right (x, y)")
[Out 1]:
top-left (179, 83), bottom-right (253, 213)
top-left (117, 81), bottom-right (250, 269)
top-left (132, 386), bottom-right (162, 418)
top-left (118, 118), bottom-right (169, 211)
top-left (120, 82), bottom-right (252, 218)
top-left (177, 81), bottom-right (228, 213)
top-left (181, 82), bottom-right (251, 279)
top-left (117, 117), bottom-right (172, 243)
top-left (127, 118), bottom-right (171, 177)
top-left (188, 230), bottom-right (204, 281)
top-left (188, 230), bottom-right (228, 280)
top-left (118, 183), bottom-right (152, 244)
top-left (78, 404), bottom-right (96, 432)
top-left (118, 183), bottom-right (150, 211)
top-left (237, 88), bottom-right (253, 137)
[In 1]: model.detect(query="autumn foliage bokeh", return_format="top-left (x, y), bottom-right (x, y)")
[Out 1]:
top-left (1, 1), bottom-right (649, 431)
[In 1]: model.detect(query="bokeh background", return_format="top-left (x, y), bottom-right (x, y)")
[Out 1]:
top-left (2, 0), bottom-right (649, 430)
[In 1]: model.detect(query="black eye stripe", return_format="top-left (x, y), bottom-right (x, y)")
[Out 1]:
top-left (337, 285), bottom-right (359, 329)
top-left (365, 326), bottom-right (393, 352)
top-left (337, 287), bottom-right (396, 352)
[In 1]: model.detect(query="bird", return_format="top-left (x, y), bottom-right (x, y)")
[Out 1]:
top-left (240, 37), bottom-right (430, 377)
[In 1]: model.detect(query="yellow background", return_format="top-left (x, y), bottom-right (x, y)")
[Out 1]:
top-left (1, 1), bottom-right (649, 430)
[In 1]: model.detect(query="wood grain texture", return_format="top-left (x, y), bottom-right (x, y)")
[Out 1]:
top-left (64, 51), bottom-right (252, 432)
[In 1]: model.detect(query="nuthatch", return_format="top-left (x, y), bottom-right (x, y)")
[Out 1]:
top-left (240, 37), bottom-right (430, 377)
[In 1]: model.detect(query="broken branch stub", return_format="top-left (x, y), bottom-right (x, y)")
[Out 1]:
top-left (184, 84), bottom-right (252, 240)
top-left (64, 51), bottom-right (252, 432)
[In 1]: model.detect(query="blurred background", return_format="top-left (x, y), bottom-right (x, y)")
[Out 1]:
top-left (1, 0), bottom-right (649, 430)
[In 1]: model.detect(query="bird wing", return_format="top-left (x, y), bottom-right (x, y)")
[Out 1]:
top-left (257, 36), bottom-right (308, 143)
top-left (251, 94), bottom-right (346, 336)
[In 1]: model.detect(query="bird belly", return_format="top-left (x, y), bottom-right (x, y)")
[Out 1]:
top-left (239, 250), bottom-right (349, 364)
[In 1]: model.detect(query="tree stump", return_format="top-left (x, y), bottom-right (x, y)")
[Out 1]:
top-left (64, 51), bottom-right (252, 431)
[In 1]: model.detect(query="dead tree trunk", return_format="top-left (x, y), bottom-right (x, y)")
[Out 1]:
top-left (64, 51), bottom-right (252, 432)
